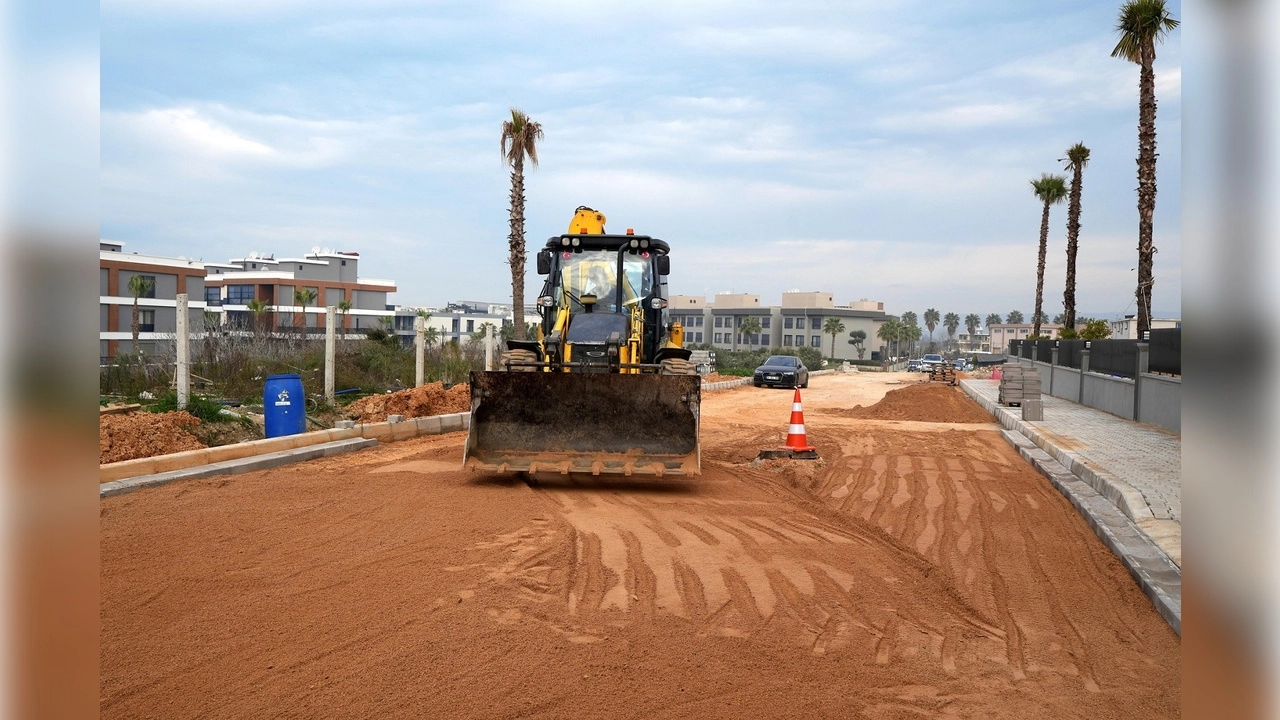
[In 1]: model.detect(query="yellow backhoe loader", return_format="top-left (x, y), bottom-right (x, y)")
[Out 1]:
top-left (464, 207), bottom-right (700, 477)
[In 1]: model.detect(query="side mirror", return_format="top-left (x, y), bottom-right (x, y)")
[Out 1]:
top-left (656, 255), bottom-right (670, 276)
top-left (536, 250), bottom-right (551, 275)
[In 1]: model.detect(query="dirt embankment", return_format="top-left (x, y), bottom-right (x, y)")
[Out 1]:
top-left (836, 381), bottom-right (995, 423)
top-left (100, 411), bottom-right (206, 464)
top-left (344, 382), bottom-right (470, 423)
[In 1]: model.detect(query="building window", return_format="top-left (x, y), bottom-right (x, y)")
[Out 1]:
top-left (204, 287), bottom-right (221, 306)
top-left (138, 310), bottom-right (155, 333)
top-left (250, 263), bottom-right (258, 270)
top-left (784, 317), bottom-right (793, 329)
top-left (694, 332), bottom-right (703, 343)
top-left (714, 317), bottom-right (723, 328)
top-left (811, 335), bottom-right (821, 347)
top-left (783, 335), bottom-right (793, 346)
top-left (226, 285), bottom-right (254, 305)
top-left (341, 259), bottom-right (347, 266)
top-left (451, 318), bottom-right (460, 332)
top-left (466, 319), bottom-right (475, 333)
top-left (714, 332), bottom-right (722, 343)
top-left (761, 317), bottom-right (770, 328)
top-left (298, 265), bottom-right (304, 271)
top-left (761, 333), bottom-right (770, 345)
top-left (811, 317), bottom-right (822, 330)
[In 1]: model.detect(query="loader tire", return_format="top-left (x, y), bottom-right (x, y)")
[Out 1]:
top-left (659, 358), bottom-right (698, 376)
top-left (502, 349), bottom-right (538, 372)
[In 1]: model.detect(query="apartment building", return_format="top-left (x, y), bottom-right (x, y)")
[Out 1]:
top-left (956, 333), bottom-right (992, 353)
top-left (99, 240), bottom-right (208, 361)
top-left (1109, 315), bottom-right (1181, 340)
top-left (668, 291), bottom-right (892, 360)
top-left (392, 300), bottom-right (539, 346)
top-left (204, 249), bottom-right (396, 332)
top-left (989, 323), bottom-right (1065, 353)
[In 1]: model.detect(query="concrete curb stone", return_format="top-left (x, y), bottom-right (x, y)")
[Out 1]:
top-left (100, 438), bottom-right (377, 499)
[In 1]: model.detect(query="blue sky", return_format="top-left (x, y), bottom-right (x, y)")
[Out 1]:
top-left (101, 0), bottom-right (1181, 321)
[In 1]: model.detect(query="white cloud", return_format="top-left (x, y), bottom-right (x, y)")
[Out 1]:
top-left (109, 107), bottom-right (276, 158)
top-left (672, 25), bottom-right (895, 63)
top-left (875, 102), bottom-right (1042, 132)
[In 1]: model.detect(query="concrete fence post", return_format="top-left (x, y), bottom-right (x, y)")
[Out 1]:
top-left (1049, 346), bottom-right (1058, 396)
top-left (485, 324), bottom-right (495, 371)
top-left (1079, 348), bottom-right (1089, 405)
top-left (175, 293), bottom-right (189, 410)
top-left (324, 306), bottom-right (336, 405)
top-left (414, 315), bottom-right (426, 387)
top-left (1134, 342), bottom-right (1150, 423)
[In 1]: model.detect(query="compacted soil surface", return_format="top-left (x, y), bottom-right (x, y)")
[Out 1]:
top-left (101, 373), bottom-right (1180, 718)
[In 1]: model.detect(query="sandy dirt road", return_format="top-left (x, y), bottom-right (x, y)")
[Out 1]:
top-left (101, 373), bottom-right (1180, 718)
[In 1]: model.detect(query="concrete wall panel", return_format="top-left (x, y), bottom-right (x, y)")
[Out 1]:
top-left (1051, 365), bottom-right (1081, 400)
top-left (1138, 374), bottom-right (1181, 433)
top-left (1082, 373), bottom-right (1135, 420)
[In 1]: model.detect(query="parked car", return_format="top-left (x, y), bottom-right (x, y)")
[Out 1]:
top-left (753, 355), bottom-right (809, 389)
top-left (906, 359), bottom-right (922, 372)
top-left (921, 353), bottom-right (945, 369)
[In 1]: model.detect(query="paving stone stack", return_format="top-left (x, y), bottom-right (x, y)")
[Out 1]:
top-left (928, 365), bottom-right (957, 385)
top-left (998, 365), bottom-right (1043, 420)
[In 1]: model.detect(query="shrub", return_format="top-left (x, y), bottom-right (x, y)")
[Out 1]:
top-left (146, 392), bottom-right (242, 424)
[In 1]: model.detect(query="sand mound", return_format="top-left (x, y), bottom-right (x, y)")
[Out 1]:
top-left (100, 411), bottom-right (206, 464)
top-left (844, 382), bottom-right (994, 423)
top-left (344, 382), bottom-right (470, 423)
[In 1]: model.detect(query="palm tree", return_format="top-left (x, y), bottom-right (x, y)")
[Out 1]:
top-left (943, 312), bottom-right (960, 350)
top-left (293, 288), bottom-right (317, 335)
top-left (985, 313), bottom-right (1002, 329)
top-left (1007, 310), bottom-right (1025, 324)
top-left (500, 108), bottom-right (544, 340)
top-left (877, 320), bottom-right (902, 360)
top-left (822, 317), bottom-right (846, 358)
top-left (1033, 311), bottom-right (1050, 326)
top-left (337, 298), bottom-right (352, 330)
top-left (245, 298), bottom-right (270, 337)
top-left (738, 315), bottom-right (763, 349)
top-left (923, 308), bottom-right (940, 341)
top-left (126, 274), bottom-right (155, 351)
top-left (1060, 142), bottom-right (1091, 330)
top-left (964, 313), bottom-right (981, 340)
top-left (900, 311), bottom-right (919, 357)
top-left (1113, 0), bottom-right (1178, 338)
top-left (1030, 173), bottom-right (1068, 337)
top-left (424, 326), bottom-right (440, 347)
top-left (847, 329), bottom-right (867, 359)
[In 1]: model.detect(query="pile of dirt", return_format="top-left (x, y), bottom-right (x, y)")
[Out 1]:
top-left (344, 382), bottom-right (471, 423)
top-left (100, 411), bottom-right (206, 464)
top-left (701, 372), bottom-right (740, 383)
top-left (843, 382), bottom-right (994, 423)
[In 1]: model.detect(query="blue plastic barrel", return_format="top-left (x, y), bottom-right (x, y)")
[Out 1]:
top-left (264, 374), bottom-right (306, 438)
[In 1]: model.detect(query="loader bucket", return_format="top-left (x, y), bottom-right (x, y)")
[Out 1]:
top-left (464, 371), bottom-right (700, 477)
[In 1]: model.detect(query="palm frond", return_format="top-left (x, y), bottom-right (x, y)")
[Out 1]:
top-left (1112, 0), bottom-right (1179, 62)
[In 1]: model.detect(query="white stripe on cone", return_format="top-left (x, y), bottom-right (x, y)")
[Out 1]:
top-left (792, 403), bottom-right (803, 411)
top-left (788, 424), bottom-right (806, 434)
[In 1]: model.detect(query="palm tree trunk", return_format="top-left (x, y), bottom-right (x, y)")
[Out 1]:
top-left (132, 298), bottom-right (140, 349)
top-left (1034, 199), bottom-right (1050, 337)
top-left (1064, 166), bottom-right (1083, 330)
top-left (1135, 40), bottom-right (1158, 337)
top-left (508, 154), bottom-right (527, 339)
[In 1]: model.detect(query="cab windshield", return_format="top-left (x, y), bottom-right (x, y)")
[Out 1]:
top-left (556, 249), bottom-right (653, 313)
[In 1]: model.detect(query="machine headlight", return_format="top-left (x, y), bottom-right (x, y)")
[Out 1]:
top-left (571, 237), bottom-right (581, 247)
top-left (640, 239), bottom-right (650, 249)
top-left (649, 297), bottom-right (668, 309)
top-left (538, 296), bottom-right (554, 307)
top-left (561, 237), bottom-right (571, 246)
top-left (629, 238), bottom-right (639, 248)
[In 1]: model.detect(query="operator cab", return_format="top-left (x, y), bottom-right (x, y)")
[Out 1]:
top-left (531, 233), bottom-right (674, 370)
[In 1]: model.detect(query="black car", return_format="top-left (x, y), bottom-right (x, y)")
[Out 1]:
top-left (753, 355), bottom-right (809, 388)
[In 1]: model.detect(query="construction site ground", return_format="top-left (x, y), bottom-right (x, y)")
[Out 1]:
top-left (101, 373), bottom-right (1180, 718)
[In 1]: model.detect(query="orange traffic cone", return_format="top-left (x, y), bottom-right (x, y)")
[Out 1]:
top-left (783, 388), bottom-right (816, 453)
